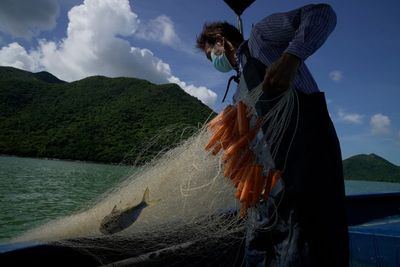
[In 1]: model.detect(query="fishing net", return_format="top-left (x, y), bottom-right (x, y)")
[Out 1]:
top-left (10, 119), bottom-right (246, 265)
top-left (10, 84), bottom-right (297, 266)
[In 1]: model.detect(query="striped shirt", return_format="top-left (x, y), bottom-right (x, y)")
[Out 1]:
top-left (237, 3), bottom-right (337, 94)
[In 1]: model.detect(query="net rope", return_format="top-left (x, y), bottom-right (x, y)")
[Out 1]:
top-left (10, 84), bottom-right (299, 266)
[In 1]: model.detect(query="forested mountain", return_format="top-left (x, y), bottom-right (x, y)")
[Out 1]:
top-left (2, 66), bottom-right (399, 182)
top-left (343, 153), bottom-right (400, 183)
top-left (0, 66), bottom-right (214, 164)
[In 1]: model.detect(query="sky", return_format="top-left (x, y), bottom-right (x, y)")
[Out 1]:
top-left (0, 0), bottom-right (399, 165)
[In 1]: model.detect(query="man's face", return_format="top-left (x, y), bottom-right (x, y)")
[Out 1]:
top-left (204, 35), bottom-right (237, 68)
top-left (204, 41), bottom-right (224, 62)
top-left (204, 42), bottom-right (214, 62)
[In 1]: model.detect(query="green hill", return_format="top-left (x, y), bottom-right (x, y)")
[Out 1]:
top-left (2, 66), bottom-right (397, 181)
top-left (0, 66), bottom-right (215, 164)
top-left (0, 67), bottom-right (65, 84)
top-left (343, 153), bottom-right (400, 183)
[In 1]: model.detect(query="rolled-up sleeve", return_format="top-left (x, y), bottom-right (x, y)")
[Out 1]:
top-left (283, 4), bottom-right (337, 60)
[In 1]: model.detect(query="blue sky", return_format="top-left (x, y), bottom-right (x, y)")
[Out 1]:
top-left (0, 0), bottom-right (399, 164)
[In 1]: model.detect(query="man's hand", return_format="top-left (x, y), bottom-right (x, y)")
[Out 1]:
top-left (262, 53), bottom-right (301, 96)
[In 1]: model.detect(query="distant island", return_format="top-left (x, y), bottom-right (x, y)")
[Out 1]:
top-left (0, 66), bottom-right (215, 165)
top-left (343, 153), bottom-right (400, 183)
top-left (0, 66), bottom-right (399, 183)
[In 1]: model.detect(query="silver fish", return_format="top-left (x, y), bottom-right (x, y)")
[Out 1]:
top-left (100, 187), bottom-right (159, 235)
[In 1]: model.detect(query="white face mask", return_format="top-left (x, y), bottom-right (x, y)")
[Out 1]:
top-left (210, 40), bottom-right (234, 73)
top-left (211, 51), bottom-right (234, 73)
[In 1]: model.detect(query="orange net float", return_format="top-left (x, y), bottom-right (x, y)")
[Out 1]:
top-left (205, 101), bottom-right (282, 217)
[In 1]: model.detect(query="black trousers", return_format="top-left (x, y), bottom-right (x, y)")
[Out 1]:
top-left (245, 91), bottom-right (349, 267)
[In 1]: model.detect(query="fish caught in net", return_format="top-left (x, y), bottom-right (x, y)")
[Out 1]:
top-left (9, 84), bottom-right (297, 266)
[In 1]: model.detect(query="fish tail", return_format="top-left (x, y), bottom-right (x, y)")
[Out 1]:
top-left (142, 187), bottom-right (149, 203)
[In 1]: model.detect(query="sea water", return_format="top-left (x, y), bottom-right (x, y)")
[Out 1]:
top-left (0, 155), bottom-right (399, 241)
top-left (0, 156), bottom-right (133, 241)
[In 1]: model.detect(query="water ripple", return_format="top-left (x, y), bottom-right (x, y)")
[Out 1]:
top-left (0, 156), bottom-right (133, 241)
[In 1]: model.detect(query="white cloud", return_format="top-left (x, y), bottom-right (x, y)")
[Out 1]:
top-left (136, 15), bottom-right (180, 46)
top-left (168, 76), bottom-right (217, 108)
top-left (329, 70), bottom-right (343, 82)
top-left (0, 0), bottom-right (59, 39)
top-left (370, 113), bottom-right (391, 135)
top-left (0, 0), bottom-right (217, 108)
top-left (0, 42), bottom-right (41, 71)
top-left (337, 109), bottom-right (364, 124)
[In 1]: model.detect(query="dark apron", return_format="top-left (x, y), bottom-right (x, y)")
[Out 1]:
top-left (239, 42), bottom-right (349, 267)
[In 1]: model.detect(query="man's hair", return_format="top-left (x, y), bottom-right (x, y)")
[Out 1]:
top-left (196, 21), bottom-right (243, 51)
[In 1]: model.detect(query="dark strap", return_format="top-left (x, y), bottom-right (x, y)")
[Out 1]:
top-left (241, 41), bottom-right (252, 60)
top-left (222, 74), bottom-right (240, 102)
top-left (221, 41), bottom-right (266, 103)
top-left (241, 42), bottom-right (267, 91)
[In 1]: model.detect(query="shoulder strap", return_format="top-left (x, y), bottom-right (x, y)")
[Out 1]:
top-left (241, 41), bottom-right (252, 61)
top-left (241, 42), bottom-right (267, 91)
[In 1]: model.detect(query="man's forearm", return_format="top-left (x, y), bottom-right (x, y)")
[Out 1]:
top-left (262, 53), bottom-right (301, 94)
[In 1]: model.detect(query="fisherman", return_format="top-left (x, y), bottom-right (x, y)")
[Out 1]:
top-left (196, 3), bottom-right (349, 267)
